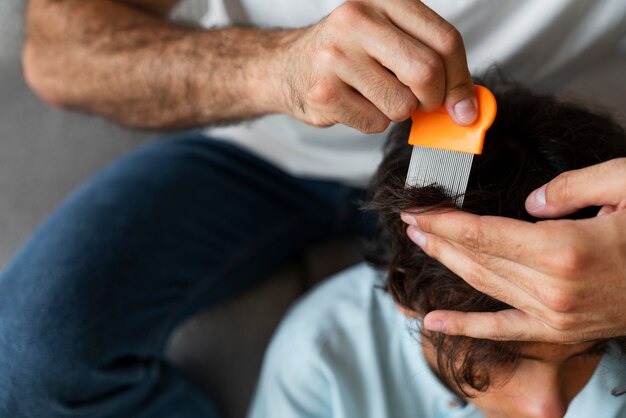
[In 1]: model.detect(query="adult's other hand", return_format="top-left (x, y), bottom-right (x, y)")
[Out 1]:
top-left (279, 0), bottom-right (476, 134)
top-left (400, 158), bottom-right (626, 343)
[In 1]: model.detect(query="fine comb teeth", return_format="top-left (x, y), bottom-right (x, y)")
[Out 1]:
top-left (405, 85), bottom-right (497, 207)
top-left (406, 146), bottom-right (474, 206)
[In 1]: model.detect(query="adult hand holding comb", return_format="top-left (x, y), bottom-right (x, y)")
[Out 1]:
top-left (401, 158), bottom-right (626, 344)
top-left (282, 0), bottom-right (477, 133)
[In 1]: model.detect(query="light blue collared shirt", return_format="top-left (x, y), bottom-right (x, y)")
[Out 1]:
top-left (248, 263), bottom-right (626, 418)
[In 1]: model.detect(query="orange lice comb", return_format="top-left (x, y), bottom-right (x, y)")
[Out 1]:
top-left (405, 85), bottom-right (497, 206)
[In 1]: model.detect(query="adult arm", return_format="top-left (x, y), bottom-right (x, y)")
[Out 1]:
top-left (23, 0), bottom-right (477, 131)
top-left (23, 0), bottom-right (291, 129)
top-left (401, 158), bottom-right (626, 343)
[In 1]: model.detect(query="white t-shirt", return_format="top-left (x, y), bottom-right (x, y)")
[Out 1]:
top-left (248, 263), bottom-right (626, 418)
top-left (173, 0), bottom-right (626, 185)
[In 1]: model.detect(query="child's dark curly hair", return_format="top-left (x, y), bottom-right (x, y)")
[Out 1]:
top-left (364, 73), bottom-right (626, 397)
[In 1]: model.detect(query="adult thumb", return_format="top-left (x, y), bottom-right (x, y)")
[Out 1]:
top-left (526, 158), bottom-right (626, 218)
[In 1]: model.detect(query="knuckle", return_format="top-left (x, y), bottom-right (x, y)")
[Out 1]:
top-left (415, 54), bottom-right (444, 86)
top-left (309, 115), bottom-right (334, 128)
top-left (359, 115), bottom-right (390, 134)
top-left (307, 111), bottom-right (334, 128)
top-left (540, 286), bottom-right (577, 314)
top-left (550, 171), bottom-right (575, 204)
top-left (546, 311), bottom-right (577, 332)
top-left (544, 244), bottom-right (586, 276)
top-left (306, 79), bottom-right (341, 107)
top-left (331, 1), bottom-right (370, 27)
top-left (437, 26), bottom-right (464, 56)
top-left (317, 44), bottom-right (346, 68)
top-left (460, 221), bottom-right (482, 251)
top-left (387, 92), bottom-right (417, 122)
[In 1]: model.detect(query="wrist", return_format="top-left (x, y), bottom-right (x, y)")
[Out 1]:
top-left (245, 28), bottom-right (303, 117)
top-left (190, 27), bottom-right (307, 125)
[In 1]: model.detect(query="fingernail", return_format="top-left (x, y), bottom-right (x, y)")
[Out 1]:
top-left (425, 320), bottom-right (446, 333)
top-left (400, 213), bottom-right (417, 226)
top-left (453, 97), bottom-right (478, 125)
top-left (407, 226), bottom-right (426, 248)
top-left (527, 185), bottom-right (547, 212)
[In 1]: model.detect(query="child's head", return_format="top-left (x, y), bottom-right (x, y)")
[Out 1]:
top-left (366, 74), bottom-right (626, 415)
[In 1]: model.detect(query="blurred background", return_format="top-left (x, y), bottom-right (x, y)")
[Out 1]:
top-left (1, 1), bottom-right (625, 417)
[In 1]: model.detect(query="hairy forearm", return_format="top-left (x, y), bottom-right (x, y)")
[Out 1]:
top-left (24, 0), bottom-right (295, 129)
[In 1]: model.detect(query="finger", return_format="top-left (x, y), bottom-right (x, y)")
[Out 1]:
top-left (379, 0), bottom-right (476, 125)
top-left (403, 210), bottom-right (553, 271)
top-left (526, 158), bottom-right (626, 218)
top-left (454, 243), bottom-right (561, 310)
top-left (423, 309), bottom-right (567, 342)
top-left (406, 226), bottom-right (549, 317)
top-left (305, 72), bottom-right (391, 133)
top-left (330, 83), bottom-right (391, 134)
top-left (359, 18), bottom-right (446, 112)
top-left (333, 53), bottom-right (418, 122)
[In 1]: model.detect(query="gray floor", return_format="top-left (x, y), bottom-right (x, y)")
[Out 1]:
top-left (1, 2), bottom-right (625, 417)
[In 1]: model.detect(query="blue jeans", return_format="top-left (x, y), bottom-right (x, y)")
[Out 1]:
top-left (0, 133), bottom-right (374, 417)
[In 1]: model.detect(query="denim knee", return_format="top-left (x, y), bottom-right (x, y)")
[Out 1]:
top-left (0, 287), bottom-right (92, 416)
top-left (0, 268), bottom-right (161, 418)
